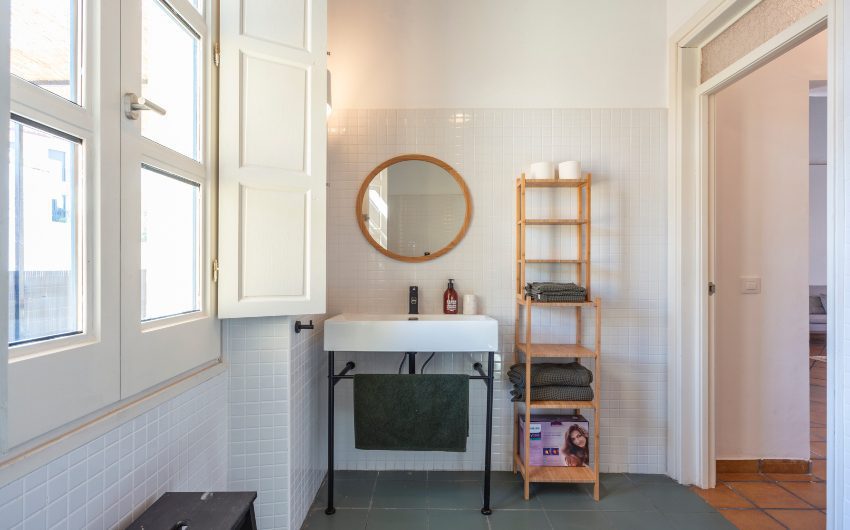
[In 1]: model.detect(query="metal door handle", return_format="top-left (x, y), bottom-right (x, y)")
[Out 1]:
top-left (124, 93), bottom-right (167, 120)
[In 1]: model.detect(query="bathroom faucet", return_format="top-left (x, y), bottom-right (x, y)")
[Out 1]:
top-left (409, 286), bottom-right (418, 314)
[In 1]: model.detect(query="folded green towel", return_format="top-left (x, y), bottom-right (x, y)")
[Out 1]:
top-left (354, 374), bottom-right (469, 452)
top-left (508, 362), bottom-right (593, 387)
top-left (525, 282), bottom-right (587, 302)
top-left (510, 385), bottom-right (594, 402)
top-left (526, 282), bottom-right (585, 293)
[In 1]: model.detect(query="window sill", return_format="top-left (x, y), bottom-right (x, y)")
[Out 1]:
top-left (0, 360), bottom-right (226, 486)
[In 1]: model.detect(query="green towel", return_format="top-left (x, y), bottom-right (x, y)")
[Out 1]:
top-left (508, 362), bottom-right (593, 387)
top-left (510, 385), bottom-right (594, 402)
top-left (354, 374), bottom-right (469, 452)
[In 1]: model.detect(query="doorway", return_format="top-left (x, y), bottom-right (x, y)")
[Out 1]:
top-left (694, 30), bottom-right (828, 529)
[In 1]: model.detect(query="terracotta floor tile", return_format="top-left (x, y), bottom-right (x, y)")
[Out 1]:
top-left (728, 482), bottom-right (811, 509)
top-left (720, 509), bottom-right (784, 530)
top-left (765, 509), bottom-right (826, 529)
top-left (765, 473), bottom-right (815, 482)
top-left (718, 473), bottom-right (767, 482)
top-left (779, 481), bottom-right (826, 509)
top-left (690, 484), bottom-right (753, 509)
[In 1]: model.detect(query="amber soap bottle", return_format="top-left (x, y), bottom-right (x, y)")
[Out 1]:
top-left (443, 279), bottom-right (459, 314)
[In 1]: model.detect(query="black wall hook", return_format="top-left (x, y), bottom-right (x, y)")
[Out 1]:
top-left (294, 320), bottom-right (314, 333)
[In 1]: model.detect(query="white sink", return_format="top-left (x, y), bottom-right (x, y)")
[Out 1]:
top-left (324, 313), bottom-right (499, 352)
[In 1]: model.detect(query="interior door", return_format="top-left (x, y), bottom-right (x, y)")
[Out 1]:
top-left (218, 0), bottom-right (327, 318)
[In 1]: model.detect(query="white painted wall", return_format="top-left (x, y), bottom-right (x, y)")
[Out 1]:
top-left (714, 31), bottom-right (826, 460)
top-left (810, 95), bottom-right (827, 286)
top-left (667, 0), bottom-right (711, 37)
top-left (328, 0), bottom-right (667, 109)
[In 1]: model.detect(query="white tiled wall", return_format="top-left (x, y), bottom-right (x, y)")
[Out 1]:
top-left (0, 374), bottom-right (228, 530)
top-left (225, 315), bottom-right (327, 530)
top-left (327, 108), bottom-right (668, 474)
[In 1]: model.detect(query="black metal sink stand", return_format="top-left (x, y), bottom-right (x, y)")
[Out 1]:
top-left (324, 350), bottom-right (496, 516)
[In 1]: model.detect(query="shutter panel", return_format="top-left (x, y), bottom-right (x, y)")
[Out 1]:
top-left (218, 0), bottom-right (327, 318)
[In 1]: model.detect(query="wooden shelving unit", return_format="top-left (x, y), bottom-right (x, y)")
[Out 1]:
top-left (513, 172), bottom-right (602, 501)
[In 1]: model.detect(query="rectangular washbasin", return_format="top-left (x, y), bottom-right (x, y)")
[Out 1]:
top-left (324, 313), bottom-right (499, 352)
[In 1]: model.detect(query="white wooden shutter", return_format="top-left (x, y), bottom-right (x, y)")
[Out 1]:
top-left (218, 0), bottom-right (327, 318)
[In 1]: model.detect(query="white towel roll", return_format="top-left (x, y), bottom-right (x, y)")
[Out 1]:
top-left (558, 161), bottom-right (582, 180)
top-left (529, 161), bottom-right (555, 180)
top-left (462, 294), bottom-right (478, 315)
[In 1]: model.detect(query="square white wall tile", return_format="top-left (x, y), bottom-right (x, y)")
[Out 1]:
top-left (326, 108), bottom-right (668, 474)
top-left (0, 375), bottom-right (228, 530)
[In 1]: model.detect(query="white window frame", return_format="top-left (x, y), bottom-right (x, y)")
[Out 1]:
top-left (120, 0), bottom-right (219, 398)
top-left (0, 0), bottom-right (220, 457)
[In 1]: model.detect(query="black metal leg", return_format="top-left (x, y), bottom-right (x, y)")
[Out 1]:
top-left (408, 352), bottom-right (416, 374)
top-left (482, 351), bottom-right (495, 515)
top-left (326, 351), bottom-right (336, 515)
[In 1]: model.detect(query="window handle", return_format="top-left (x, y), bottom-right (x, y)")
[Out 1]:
top-left (124, 93), bottom-right (167, 120)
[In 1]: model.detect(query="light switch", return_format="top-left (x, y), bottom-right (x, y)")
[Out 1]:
top-left (740, 276), bottom-right (761, 294)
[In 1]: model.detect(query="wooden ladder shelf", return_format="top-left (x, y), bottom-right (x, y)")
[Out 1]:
top-left (513, 172), bottom-right (602, 501)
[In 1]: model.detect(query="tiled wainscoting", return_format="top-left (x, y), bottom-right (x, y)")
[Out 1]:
top-left (326, 108), bottom-right (668, 474)
top-left (0, 374), bottom-right (228, 530)
top-left (226, 316), bottom-right (327, 530)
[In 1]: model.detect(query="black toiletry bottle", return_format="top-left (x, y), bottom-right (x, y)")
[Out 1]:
top-left (443, 279), bottom-right (458, 314)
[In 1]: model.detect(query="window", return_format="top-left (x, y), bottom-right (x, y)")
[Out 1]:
top-left (11, 0), bottom-right (82, 104)
top-left (140, 166), bottom-right (201, 321)
top-left (141, 0), bottom-right (201, 160)
top-left (8, 117), bottom-right (82, 346)
top-left (4, 0), bottom-right (219, 450)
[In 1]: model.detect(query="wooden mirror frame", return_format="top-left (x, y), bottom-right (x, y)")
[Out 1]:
top-left (356, 154), bottom-right (472, 263)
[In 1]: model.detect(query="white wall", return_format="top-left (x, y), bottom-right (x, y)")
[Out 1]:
top-left (810, 95), bottom-right (827, 286)
top-left (328, 0), bottom-right (667, 109)
top-left (0, 374), bottom-right (227, 530)
top-left (226, 316), bottom-right (326, 530)
top-left (714, 31), bottom-right (826, 460)
top-left (667, 0), bottom-right (711, 37)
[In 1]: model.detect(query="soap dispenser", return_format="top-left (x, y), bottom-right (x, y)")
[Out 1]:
top-left (443, 279), bottom-right (459, 314)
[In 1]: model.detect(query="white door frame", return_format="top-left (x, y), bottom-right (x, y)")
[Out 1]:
top-left (668, 1), bottom-right (840, 520)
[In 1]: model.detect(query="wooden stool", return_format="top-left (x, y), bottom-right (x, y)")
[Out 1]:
top-left (127, 491), bottom-right (257, 530)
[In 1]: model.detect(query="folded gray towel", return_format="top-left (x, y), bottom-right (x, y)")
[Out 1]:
top-left (526, 282), bottom-right (585, 294)
top-left (525, 282), bottom-right (587, 302)
top-left (510, 385), bottom-right (594, 402)
top-left (508, 362), bottom-right (593, 387)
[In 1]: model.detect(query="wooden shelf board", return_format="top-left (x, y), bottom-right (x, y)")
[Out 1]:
top-left (520, 400), bottom-right (597, 409)
top-left (520, 259), bottom-right (586, 264)
top-left (515, 343), bottom-right (596, 358)
top-left (516, 178), bottom-right (589, 188)
top-left (518, 219), bottom-right (587, 226)
top-left (516, 294), bottom-right (593, 307)
top-left (514, 453), bottom-right (597, 483)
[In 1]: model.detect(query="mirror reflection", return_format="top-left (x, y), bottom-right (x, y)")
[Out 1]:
top-left (358, 156), bottom-right (470, 261)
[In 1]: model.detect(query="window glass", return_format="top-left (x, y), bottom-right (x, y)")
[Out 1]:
top-left (8, 118), bottom-right (82, 345)
top-left (141, 166), bottom-right (201, 321)
top-left (11, 0), bottom-right (81, 104)
top-left (141, 0), bottom-right (201, 160)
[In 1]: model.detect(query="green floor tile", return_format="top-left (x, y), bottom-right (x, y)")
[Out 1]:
top-left (536, 483), bottom-right (598, 511)
top-left (314, 480), bottom-right (376, 509)
top-left (487, 509), bottom-right (553, 530)
top-left (428, 470), bottom-right (481, 481)
top-left (428, 509), bottom-right (489, 530)
top-left (371, 480), bottom-right (429, 509)
top-left (547, 511), bottom-right (615, 530)
top-left (365, 509), bottom-right (427, 530)
top-left (301, 508), bottom-right (369, 530)
top-left (639, 484), bottom-right (716, 513)
top-left (427, 480), bottom-right (483, 509)
top-left (376, 470), bottom-right (427, 481)
top-left (605, 511), bottom-right (675, 530)
top-left (489, 480), bottom-right (544, 510)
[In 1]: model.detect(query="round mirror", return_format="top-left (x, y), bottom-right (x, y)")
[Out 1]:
top-left (356, 154), bottom-right (472, 262)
